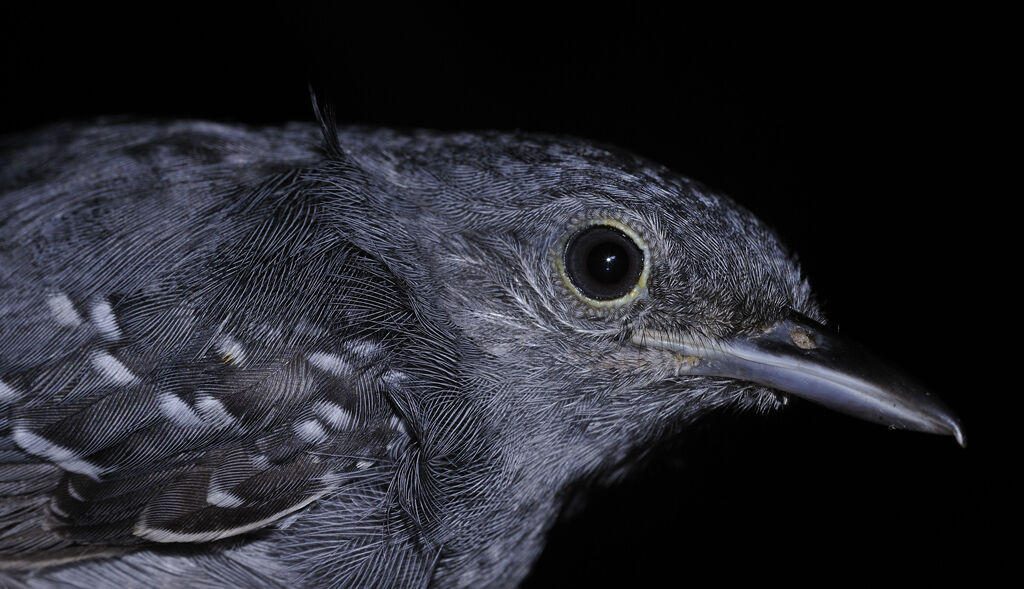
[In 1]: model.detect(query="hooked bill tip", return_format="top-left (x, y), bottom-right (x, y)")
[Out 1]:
top-left (950, 420), bottom-right (967, 448)
top-left (934, 411), bottom-right (966, 447)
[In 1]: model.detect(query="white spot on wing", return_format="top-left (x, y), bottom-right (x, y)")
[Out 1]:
top-left (207, 490), bottom-right (245, 508)
top-left (252, 454), bottom-right (271, 470)
top-left (215, 335), bottom-right (246, 365)
top-left (388, 415), bottom-right (407, 436)
top-left (158, 393), bottom-right (203, 427)
top-left (344, 340), bottom-right (382, 362)
top-left (355, 460), bottom-right (374, 470)
top-left (195, 395), bottom-right (235, 427)
top-left (313, 401), bottom-right (354, 430)
top-left (12, 428), bottom-right (105, 480)
top-left (89, 299), bottom-right (122, 340)
top-left (295, 419), bottom-right (328, 444)
top-left (382, 369), bottom-right (408, 387)
top-left (307, 352), bottom-right (350, 376)
top-left (0, 379), bottom-right (22, 403)
top-left (134, 487), bottom-right (331, 543)
top-left (47, 293), bottom-right (82, 327)
top-left (90, 351), bottom-right (138, 385)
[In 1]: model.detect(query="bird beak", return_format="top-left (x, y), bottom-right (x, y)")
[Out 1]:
top-left (632, 313), bottom-right (965, 446)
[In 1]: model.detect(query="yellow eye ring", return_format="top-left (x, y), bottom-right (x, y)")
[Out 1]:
top-left (554, 218), bottom-right (650, 310)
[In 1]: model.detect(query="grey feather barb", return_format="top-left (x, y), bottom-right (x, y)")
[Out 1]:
top-left (310, 87), bottom-right (346, 162)
top-left (0, 109), bottom-right (962, 587)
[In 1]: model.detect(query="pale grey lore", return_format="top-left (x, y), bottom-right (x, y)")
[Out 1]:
top-left (0, 115), bottom-right (962, 588)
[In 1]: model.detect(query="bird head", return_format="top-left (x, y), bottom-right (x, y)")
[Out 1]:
top-left (334, 128), bottom-right (963, 485)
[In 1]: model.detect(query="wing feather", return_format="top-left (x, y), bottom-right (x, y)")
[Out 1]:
top-left (0, 123), bottom-right (419, 571)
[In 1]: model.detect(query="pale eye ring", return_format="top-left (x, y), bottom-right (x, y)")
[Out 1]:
top-left (555, 219), bottom-right (650, 309)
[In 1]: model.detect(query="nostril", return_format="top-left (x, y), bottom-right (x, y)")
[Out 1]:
top-left (789, 327), bottom-right (817, 350)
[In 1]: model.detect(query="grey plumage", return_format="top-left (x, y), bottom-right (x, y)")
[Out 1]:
top-left (0, 116), bottom-right (955, 587)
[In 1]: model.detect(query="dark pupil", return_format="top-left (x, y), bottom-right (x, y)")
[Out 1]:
top-left (564, 224), bottom-right (643, 301)
top-left (586, 242), bottom-right (629, 283)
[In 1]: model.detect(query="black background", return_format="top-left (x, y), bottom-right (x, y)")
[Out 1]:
top-left (2, 6), bottom-right (1001, 586)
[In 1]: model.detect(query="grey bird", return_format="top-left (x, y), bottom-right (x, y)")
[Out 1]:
top-left (0, 110), bottom-right (962, 587)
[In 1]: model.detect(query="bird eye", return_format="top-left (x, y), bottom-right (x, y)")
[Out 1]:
top-left (558, 220), bottom-right (649, 306)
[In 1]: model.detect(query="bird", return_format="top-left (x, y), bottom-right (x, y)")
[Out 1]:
top-left (0, 105), bottom-right (963, 588)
